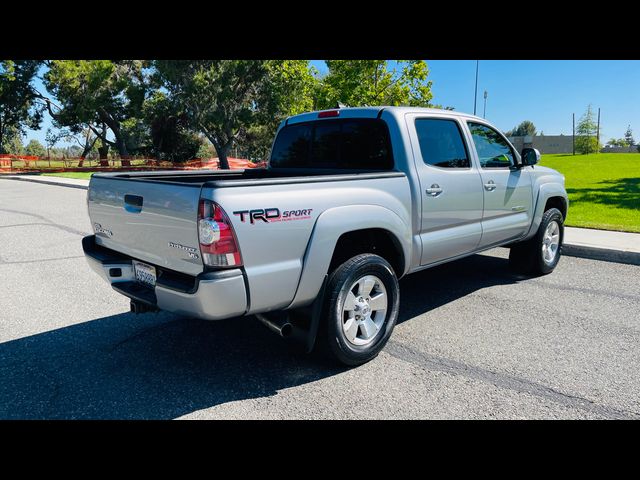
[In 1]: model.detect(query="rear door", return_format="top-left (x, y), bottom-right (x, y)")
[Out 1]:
top-left (465, 121), bottom-right (533, 247)
top-left (406, 114), bottom-right (484, 265)
top-left (87, 176), bottom-right (204, 276)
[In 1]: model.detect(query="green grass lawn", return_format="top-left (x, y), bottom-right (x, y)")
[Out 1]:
top-left (540, 153), bottom-right (640, 233)
top-left (42, 172), bottom-right (94, 179)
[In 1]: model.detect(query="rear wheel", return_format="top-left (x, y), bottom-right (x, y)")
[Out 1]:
top-left (509, 207), bottom-right (564, 275)
top-left (319, 254), bottom-right (399, 366)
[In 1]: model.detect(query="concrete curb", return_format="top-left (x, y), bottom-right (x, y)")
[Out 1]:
top-left (562, 244), bottom-right (640, 266)
top-left (0, 175), bottom-right (88, 190)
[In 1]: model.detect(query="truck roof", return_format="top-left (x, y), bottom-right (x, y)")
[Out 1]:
top-left (284, 106), bottom-right (485, 126)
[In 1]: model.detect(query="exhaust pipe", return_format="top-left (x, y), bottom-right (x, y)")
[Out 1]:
top-left (255, 312), bottom-right (293, 338)
top-left (130, 300), bottom-right (158, 314)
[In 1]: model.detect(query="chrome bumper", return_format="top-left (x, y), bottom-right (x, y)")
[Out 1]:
top-left (82, 235), bottom-right (247, 320)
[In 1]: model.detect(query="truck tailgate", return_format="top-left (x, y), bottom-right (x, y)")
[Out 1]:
top-left (87, 175), bottom-right (204, 276)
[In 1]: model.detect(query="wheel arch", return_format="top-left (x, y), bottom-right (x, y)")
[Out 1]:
top-left (287, 205), bottom-right (411, 309)
top-left (523, 183), bottom-right (568, 241)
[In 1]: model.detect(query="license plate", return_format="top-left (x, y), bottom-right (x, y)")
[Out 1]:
top-left (133, 260), bottom-right (156, 287)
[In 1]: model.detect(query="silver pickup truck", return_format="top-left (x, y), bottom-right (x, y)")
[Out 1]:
top-left (83, 107), bottom-right (568, 365)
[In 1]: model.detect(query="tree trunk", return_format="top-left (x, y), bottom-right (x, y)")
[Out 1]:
top-left (115, 135), bottom-right (129, 159)
top-left (215, 145), bottom-right (230, 170)
top-left (98, 145), bottom-right (110, 167)
top-left (81, 144), bottom-right (92, 158)
top-left (98, 109), bottom-right (128, 158)
top-left (203, 131), bottom-right (230, 170)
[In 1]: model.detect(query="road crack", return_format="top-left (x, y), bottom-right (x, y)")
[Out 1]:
top-left (0, 208), bottom-right (89, 237)
top-left (385, 340), bottom-right (640, 419)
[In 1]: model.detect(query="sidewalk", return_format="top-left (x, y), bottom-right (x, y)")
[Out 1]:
top-left (563, 227), bottom-right (640, 265)
top-left (0, 174), bottom-right (90, 190)
top-left (2, 174), bottom-right (638, 265)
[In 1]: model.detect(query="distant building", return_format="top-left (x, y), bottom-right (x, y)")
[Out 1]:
top-left (508, 135), bottom-right (638, 154)
top-left (507, 134), bottom-right (575, 154)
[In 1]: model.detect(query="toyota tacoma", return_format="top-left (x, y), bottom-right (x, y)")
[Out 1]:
top-left (83, 107), bottom-right (568, 365)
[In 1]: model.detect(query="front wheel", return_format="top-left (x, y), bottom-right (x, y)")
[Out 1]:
top-left (509, 207), bottom-right (564, 275)
top-left (320, 254), bottom-right (400, 366)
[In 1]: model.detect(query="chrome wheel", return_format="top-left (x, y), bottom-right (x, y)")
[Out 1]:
top-left (341, 275), bottom-right (388, 346)
top-left (542, 220), bottom-right (560, 265)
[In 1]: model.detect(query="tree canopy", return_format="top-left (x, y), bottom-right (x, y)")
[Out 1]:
top-left (506, 120), bottom-right (536, 137)
top-left (154, 60), bottom-right (318, 168)
top-left (8, 59), bottom-right (439, 166)
top-left (317, 60), bottom-right (433, 109)
top-left (575, 105), bottom-right (600, 154)
top-left (624, 125), bottom-right (635, 146)
top-left (25, 139), bottom-right (46, 157)
top-left (43, 60), bottom-right (147, 157)
top-left (0, 60), bottom-right (43, 154)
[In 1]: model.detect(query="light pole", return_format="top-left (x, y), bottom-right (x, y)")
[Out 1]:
top-left (473, 60), bottom-right (479, 115)
top-left (483, 90), bottom-right (488, 118)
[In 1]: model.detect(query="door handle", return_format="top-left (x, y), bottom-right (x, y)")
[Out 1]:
top-left (426, 184), bottom-right (443, 196)
top-left (484, 180), bottom-right (496, 191)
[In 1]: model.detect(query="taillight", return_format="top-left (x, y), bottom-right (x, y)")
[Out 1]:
top-left (198, 199), bottom-right (243, 267)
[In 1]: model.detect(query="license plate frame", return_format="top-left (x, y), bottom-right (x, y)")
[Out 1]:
top-left (132, 260), bottom-right (157, 288)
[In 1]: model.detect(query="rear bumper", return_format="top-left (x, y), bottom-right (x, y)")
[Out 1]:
top-left (82, 235), bottom-right (247, 320)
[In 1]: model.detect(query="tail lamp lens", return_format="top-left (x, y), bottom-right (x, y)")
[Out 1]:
top-left (198, 200), bottom-right (242, 267)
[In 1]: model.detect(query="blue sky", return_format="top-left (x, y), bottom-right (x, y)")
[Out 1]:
top-left (310, 60), bottom-right (640, 142)
top-left (28, 60), bottom-right (640, 146)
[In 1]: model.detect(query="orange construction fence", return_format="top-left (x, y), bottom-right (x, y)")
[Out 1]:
top-left (0, 156), bottom-right (266, 173)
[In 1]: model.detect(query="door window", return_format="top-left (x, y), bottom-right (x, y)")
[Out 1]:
top-left (415, 118), bottom-right (470, 168)
top-left (467, 122), bottom-right (515, 168)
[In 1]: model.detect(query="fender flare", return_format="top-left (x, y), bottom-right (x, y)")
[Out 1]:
top-left (524, 182), bottom-right (568, 240)
top-left (287, 204), bottom-right (411, 309)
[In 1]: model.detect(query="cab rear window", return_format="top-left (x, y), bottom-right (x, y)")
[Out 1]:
top-left (270, 119), bottom-right (394, 169)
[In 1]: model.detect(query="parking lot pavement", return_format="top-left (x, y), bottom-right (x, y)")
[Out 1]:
top-left (1, 180), bottom-right (639, 419)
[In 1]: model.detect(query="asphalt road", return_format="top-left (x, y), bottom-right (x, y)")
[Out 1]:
top-left (1, 179), bottom-right (639, 419)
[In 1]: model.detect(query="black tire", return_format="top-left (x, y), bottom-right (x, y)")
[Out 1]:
top-left (319, 253), bottom-right (399, 366)
top-left (509, 207), bottom-right (564, 276)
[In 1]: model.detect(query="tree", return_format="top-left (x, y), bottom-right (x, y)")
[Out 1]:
top-left (1, 126), bottom-right (24, 154)
top-left (44, 128), bottom-right (60, 158)
top-left (606, 138), bottom-right (627, 147)
top-left (240, 60), bottom-right (319, 162)
top-left (24, 139), bottom-right (46, 157)
top-left (506, 120), bottom-right (536, 137)
top-left (575, 105), bottom-right (600, 154)
top-left (61, 127), bottom-right (99, 159)
top-left (142, 91), bottom-right (201, 162)
top-left (154, 60), bottom-right (316, 169)
top-left (42, 60), bottom-right (147, 158)
top-left (317, 60), bottom-right (433, 109)
top-left (0, 60), bottom-right (43, 154)
top-left (624, 125), bottom-right (635, 146)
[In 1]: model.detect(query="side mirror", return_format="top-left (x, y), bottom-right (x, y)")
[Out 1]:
top-left (521, 147), bottom-right (540, 166)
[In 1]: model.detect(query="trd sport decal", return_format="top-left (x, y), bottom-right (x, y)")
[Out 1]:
top-left (233, 208), bottom-right (313, 224)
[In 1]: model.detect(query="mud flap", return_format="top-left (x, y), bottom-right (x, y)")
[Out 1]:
top-left (283, 274), bottom-right (328, 354)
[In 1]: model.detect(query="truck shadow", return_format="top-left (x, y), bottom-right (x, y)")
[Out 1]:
top-left (397, 251), bottom-right (522, 324)
top-left (0, 251), bottom-right (523, 419)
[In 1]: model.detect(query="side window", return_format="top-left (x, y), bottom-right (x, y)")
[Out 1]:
top-left (415, 118), bottom-right (470, 168)
top-left (467, 122), bottom-right (515, 168)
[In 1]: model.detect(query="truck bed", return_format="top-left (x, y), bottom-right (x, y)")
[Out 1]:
top-left (88, 167), bottom-right (407, 278)
top-left (93, 168), bottom-right (405, 187)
